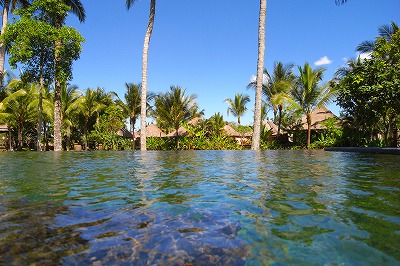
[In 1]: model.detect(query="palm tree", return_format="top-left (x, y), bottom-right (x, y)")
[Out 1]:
top-left (357, 22), bottom-right (398, 54)
top-left (114, 83), bottom-right (155, 134)
top-left (262, 62), bottom-right (296, 136)
top-left (115, 83), bottom-right (141, 134)
top-left (251, 0), bottom-right (267, 150)
top-left (126, 0), bottom-right (156, 151)
top-left (61, 84), bottom-right (81, 150)
top-left (34, 82), bottom-right (53, 151)
top-left (53, 0), bottom-right (85, 151)
top-left (77, 88), bottom-right (105, 150)
top-left (153, 86), bottom-right (198, 147)
top-left (40, 85), bottom-right (53, 150)
top-left (207, 112), bottom-right (225, 136)
top-left (224, 93), bottom-right (251, 125)
top-left (0, 0), bottom-right (30, 85)
top-left (0, 79), bottom-right (38, 149)
top-left (292, 62), bottom-right (336, 148)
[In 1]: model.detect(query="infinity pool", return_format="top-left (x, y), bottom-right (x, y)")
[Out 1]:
top-left (0, 150), bottom-right (399, 265)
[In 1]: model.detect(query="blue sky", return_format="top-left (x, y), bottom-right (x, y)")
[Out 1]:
top-left (16, 0), bottom-right (400, 127)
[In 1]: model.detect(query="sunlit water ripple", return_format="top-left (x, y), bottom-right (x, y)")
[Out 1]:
top-left (0, 150), bottom-right (399, 265)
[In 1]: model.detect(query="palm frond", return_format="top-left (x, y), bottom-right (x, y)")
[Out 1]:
top-left (64, 0), bottom-right (86, 22)
top-left (126, 0), bottom-right (137, 10)
top-left (356, 40), bottom-right (375, 53)
top-left (335, 0), bottom-right (348, 5)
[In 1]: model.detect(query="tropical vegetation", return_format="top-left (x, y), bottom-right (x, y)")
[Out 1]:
top-left (334, 21), bottom-right (400, 147)
top-left (224, 93), bottom-right (250, 125)
top-left (0, 0), bottom-right (398, 151)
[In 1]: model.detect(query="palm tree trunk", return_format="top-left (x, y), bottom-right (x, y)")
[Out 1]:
top-left (307, 112), bottom-right (311, 149)
top-left (277, 104), bottom-right (282, 137)
top-left (0, 0), bottom-right (9, 86)
top-left (140, 0), bottom-right (156, 151)
top-left (130, 116), bottom-right (134, 133)
top-left (18, 123), bottom-right (22, 149)
top-left (66, 124), bottom-right (71, 151)
top-left (273, 106), bottom-right (277, 123)
top-left (175, 124), bottom-right (179, 149)
top-left (44, 121), bottom-right (48, 151)
top-left (53, 14), bottom-right (65, 151)
top-left (130, 116), bottom-right (136, 150)
top-left (54, 78), bottom-right (62, 151)
top-left (53, 37), bottom-right (63, 151)
top-left (37, 76), bottom-right (43, 151)
top-left (84, 117), bottom-right (88, 150)
top-left (251, 0), bottom-right (267, 150)
top-left (37, 54), bottom-right (45, 152)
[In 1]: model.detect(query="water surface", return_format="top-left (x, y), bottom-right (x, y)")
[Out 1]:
top-left (0, 150), bottom-right (399, 265)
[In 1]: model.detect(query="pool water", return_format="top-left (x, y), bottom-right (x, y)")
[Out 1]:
top-left (0, 150), bottom-right (399, 265)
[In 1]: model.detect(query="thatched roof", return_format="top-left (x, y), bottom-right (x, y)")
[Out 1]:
top-left (263, 120), bottom-right (278, 135)
top-left (134, 124), bottom-right (167, 138)
top-left (166, 126), bottom-right (187, 137)
top-left (165, 117), bottom-right (203, 137)
top-left (222, 124), bottom-right (252, 137)
top-left (189, 116), bottom-right (202, 125)
top-left (301, 106), bottom-right (338, 130)
top-left (117, 128), bottom-right (133, 138)
top-left (147, 124), bottom-right (167, 137)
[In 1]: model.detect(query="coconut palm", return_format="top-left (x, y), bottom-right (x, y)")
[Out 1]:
top-left (39, 84), bottom-right (53, 150)
top-left (153, 86), bottom-right (198, 147)
top-left (114, 83), bottom-right (155, 134)
top-left (357, 21), bottom-right (398, 54)
top-left (0, 0), bottom-right (30, 85)
top-left (77, 88), bottom-right (105, 150)
top-left (0, 79), bottom-right (38, 148)
top-left (207, 112), bottom-right (225, 136)
top-left (264, 62), bottom-right (296, 136)
top-left (126, 0), bottom-right (156, 150)
top-left (61, 84), bottom-right (81, 150)
top-left (251, 0), bottom-right (267, 150)
top-left (292, 62), bottom-right (336, 148)
top-left (53, 0), bottom-right (85, 151)
top-left (334, 57), bottom-right (362, 80)
top-left (224, 93), bottom-right (251, 125)
top-left (35, 83), bottom-right (53, 151)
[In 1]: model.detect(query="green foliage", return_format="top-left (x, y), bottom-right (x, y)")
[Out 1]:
top-left (153, 86), bottom-right (199, 132)
top-left (0, 80), bottom-right (43, 148)
top-left (153, 86), bottom-right (199, 148)
top-left (206, 112), bottom-right (225, 135)
top-left (231, 124), bottom-right (252, 136)
top-left (336, 24), bottom-right (400, 147)
top-left (224, 93), bottom-right (250, 125)
top-left (1, 0), bottom-right (85, 85)
top-left (88, 106), bottom-right (128, 150)
top-left (1, 16), bottom-right (55, 83)
top-left (55, 25), bottom-right (85, 83)
top-left (147, 137), bottom-right (175, 150)
top-left (146, 134), bottom-right (242, 151)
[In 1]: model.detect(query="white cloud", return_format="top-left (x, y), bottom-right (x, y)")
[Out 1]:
top-left (314, 56), bottom-right (332, 66)
top-left (249, 74), bottom-right (269, 84)
top-left (358, 52), bottom-right (372, 60)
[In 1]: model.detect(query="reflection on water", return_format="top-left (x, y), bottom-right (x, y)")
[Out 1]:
top-left (0, 150), bottom-right (399, 265)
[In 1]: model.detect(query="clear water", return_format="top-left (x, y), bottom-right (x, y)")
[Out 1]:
top-left (0, 150), bottom-right (399, 265)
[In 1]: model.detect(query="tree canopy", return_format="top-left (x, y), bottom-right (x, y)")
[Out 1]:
top-left (335, 23), bottom-right (400, 146)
